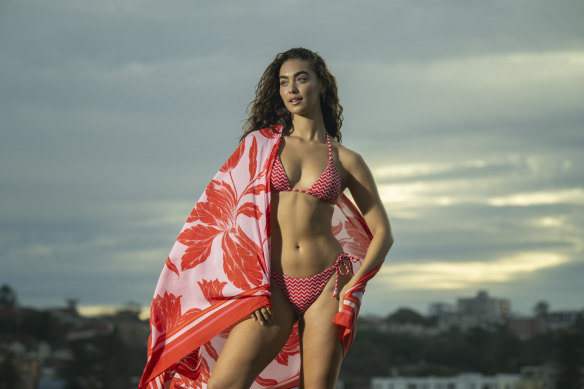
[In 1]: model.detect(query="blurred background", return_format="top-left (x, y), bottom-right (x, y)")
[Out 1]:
top-left (1, 0), bottom-right (583, 388)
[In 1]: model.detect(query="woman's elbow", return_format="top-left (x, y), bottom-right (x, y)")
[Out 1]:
top-left (385, 230), bottom-right (394, 251)
top-left (374, 227), bottom-right (394, 253)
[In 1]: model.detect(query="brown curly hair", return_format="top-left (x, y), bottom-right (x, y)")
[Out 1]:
top-left (241, 47), bottom-right (343, 143)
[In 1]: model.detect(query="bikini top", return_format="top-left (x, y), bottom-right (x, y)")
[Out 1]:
top-left (270, 133), bottom-right (342, 204)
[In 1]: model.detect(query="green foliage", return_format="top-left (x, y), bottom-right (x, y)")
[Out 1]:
top-left (533, 301), bottom-right (550, 318)
top-left (0, 307), bottom-right (67, 343)
top-left (556, 331), bottom-right (584, 389)
top-left (341, 321), bottom-right (584, 384)
top-left (0, 304), bottom-right (147, 389)
top-left (387, 307), bottom-right (429, 325)
top-left (61, 329), bottom-right (147, 389)
top-left (0, 284), bottom-right (17, 308)
top-left (0, 354), bottom-right (21, 389)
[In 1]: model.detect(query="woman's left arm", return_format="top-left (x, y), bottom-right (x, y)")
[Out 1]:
top-left (338, 149), bottom-right (394, 304)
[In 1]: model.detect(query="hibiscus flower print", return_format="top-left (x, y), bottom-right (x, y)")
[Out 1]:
top-left (176, 136), bottom-right (268, 290)
top-left (198, 279), bottom-right (227, 305)
top-left (151, 292), bottom-right (182, 333)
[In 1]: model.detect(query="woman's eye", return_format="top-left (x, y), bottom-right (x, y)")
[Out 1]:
top-left (280, 81), bottom-right (288, 87)
top-left (297, 78), bottom-right (307, 83)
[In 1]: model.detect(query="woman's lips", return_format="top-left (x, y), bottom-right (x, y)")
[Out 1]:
top-left (289, 97), bottom-right (303, 105)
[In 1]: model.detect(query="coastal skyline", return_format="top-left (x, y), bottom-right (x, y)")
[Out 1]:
top-left (1, 0), bottom-right (583, 317)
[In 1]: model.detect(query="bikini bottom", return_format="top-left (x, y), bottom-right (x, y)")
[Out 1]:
top-left (270, 253), bottom-right (360, 316)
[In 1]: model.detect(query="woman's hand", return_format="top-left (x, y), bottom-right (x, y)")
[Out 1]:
top-left (251, 306), bottom-right (272, 326)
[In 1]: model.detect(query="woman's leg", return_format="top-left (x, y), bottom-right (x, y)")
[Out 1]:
top-left (298, 270), bottom-right (351, 389)
top-left (207, 281), bottom-right (297, 389)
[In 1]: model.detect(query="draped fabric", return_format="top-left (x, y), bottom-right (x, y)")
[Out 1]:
top-left (139, 126), bottom-right (380, 389)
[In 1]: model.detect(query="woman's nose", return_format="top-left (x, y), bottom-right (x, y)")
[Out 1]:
top-left (287, 81), bottom-right (298, 93)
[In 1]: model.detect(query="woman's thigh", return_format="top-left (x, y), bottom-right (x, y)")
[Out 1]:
top-left (299, 271), bottom-right (351, 389)
top-left (208, 282), bottom-right (297, 389)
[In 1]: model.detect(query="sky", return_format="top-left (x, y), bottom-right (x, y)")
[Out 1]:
top-left (1, 0), bottom-right (583, 318)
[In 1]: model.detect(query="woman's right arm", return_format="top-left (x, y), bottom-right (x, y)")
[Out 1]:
top-left (337, 147), bottom-right (394, 304)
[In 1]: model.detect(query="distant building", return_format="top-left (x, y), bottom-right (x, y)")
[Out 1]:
top-left (507, 308), bottom-right (583, 339)
top-left (371, 372), bottom-right (521, 389)
top-left (37, 367), bottom-right (67, 389)
top-left (545, 310), bottom-right (582, 331)
top-left (13, 358), bottom-right (40, 389)
top-left (506, 317), bottom-right (546, 340)
top-left (428, 302), bottom-right (456, 317)
top-left (65, 320), bottom-right (114, 341)
top-left (111, 311), bottom-right (150, 345)
top-left (430, 290), bottom-right (510, 331)
top-left (457, 290), bottom-right (510, 328)
top-left (518, 365), bottom-right (557, 389)
top-left (48, 299), bottom-right (83, 326)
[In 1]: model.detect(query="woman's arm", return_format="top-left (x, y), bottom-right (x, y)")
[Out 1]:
top-left (338, 149), bottom-right (394, 305)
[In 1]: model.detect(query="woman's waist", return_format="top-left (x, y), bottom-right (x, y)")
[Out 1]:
top-left (270, 192), bottom-right (335, 229)
top-left (270, 235), bottom-right (343, 277)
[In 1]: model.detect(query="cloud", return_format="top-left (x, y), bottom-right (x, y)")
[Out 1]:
top-left (376, 252), bottom-right (569, 290)
top-left (340, 50), bottom-right (584, 142)
top-left (487, 188), bottom-right (584, 207)
top-left (372, 150), bottom-right (583, 216)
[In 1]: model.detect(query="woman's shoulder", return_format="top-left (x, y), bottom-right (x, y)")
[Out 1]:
top-left (331, 138), bottom-right (367, 169)
top-left (332, 138), bottom-right (375, 188)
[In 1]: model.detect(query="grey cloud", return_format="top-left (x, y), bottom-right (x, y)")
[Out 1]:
top-left (390, 202), bottom-right (581, 262)
top-left (376, 153), bottom-right (584, 192)
top-left (1, 0), bottom-right (583, 315)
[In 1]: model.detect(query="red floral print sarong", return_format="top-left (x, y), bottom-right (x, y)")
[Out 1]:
top-left (139, 126), bottom-right (380, 389)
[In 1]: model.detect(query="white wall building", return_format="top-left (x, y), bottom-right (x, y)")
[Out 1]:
top-left (371, 373), bottom-right (521, 389)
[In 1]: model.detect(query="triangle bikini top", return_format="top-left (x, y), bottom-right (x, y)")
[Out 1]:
top-left (270, 133), bottom-right (342, 204)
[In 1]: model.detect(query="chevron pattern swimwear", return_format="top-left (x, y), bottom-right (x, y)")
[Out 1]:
top-left (270, 133), bottom-right (353, 315)
top-left (271, 253), bottom-right (361, 316)
top-left (270, 133), bottom-right (342, 204)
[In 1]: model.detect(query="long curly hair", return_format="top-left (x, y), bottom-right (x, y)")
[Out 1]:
top-left (241, 47), bottom-right (343, 143)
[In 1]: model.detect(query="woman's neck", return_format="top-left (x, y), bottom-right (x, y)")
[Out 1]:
top-left (288, 114), bottom-right (327, 142)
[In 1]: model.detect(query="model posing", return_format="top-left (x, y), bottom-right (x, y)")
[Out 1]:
top-left (139, 48), bottom-right (393, 389)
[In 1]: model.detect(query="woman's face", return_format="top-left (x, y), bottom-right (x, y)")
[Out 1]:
top-left (279, 59), bottom-right (323, 118)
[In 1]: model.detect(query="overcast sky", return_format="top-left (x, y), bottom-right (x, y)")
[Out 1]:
top-left (1, 0), bottom-right (583, 318)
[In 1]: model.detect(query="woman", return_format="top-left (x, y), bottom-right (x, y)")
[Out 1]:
top-left (139, 48), bottom-right (393, 389)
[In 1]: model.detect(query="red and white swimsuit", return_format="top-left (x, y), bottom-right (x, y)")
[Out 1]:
top-left (271, 253), bottom-right (361, 316)
top-left (270, 133), bottom-right (342, 204)
top-left (270, 133), bottom-right (352, 315)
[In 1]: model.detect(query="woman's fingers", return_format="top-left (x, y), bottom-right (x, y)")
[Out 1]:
top-left (251, 306), bottom-right (273, 326)
top-left (338, 286), bottom-right (350, 311)
top-left (259, 306), bottom-right (272, 324)
top-left (261, 306), bottom-right (272, 320)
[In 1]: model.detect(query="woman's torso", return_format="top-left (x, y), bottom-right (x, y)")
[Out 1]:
top-left (270, 133), bottom-right (346, 277)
